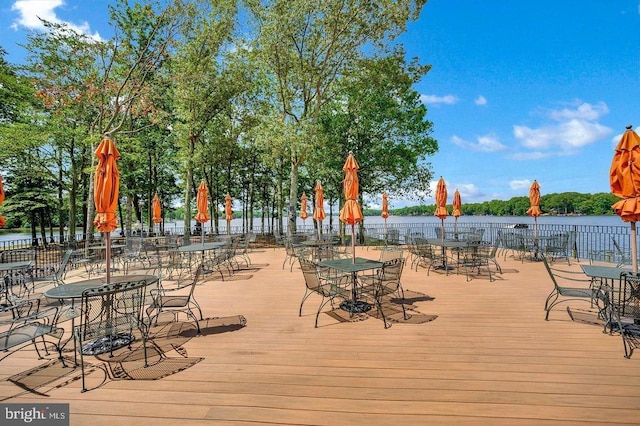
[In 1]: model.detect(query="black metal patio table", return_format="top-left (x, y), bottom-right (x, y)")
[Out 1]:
top-left (318, 257), bottom-right (383, 314)
top-left (44, 274), bottom-right (158, 363)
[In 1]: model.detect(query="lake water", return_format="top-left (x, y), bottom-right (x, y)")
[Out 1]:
top-left (0, 215), bottom-right (625, 243)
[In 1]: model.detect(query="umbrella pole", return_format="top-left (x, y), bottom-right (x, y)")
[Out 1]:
top-left (202, 223), bottom-right (205, 245)
top-left (384, 218), bottom-right (388, 240)
top-left (454, 217), bottom-right (458, 239)
top-left (632, 222), bottom-right (638, 274)
top-left (318, 220), bottom-right (322, 240)
top-left (351, 223), bottom-right (356, 264)
top-left (105, 232), bottom-right (111, 284)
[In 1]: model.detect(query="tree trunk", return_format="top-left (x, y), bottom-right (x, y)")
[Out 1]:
top-left (288, 159), bottom-right (298, 236)
top-left (31, 211), bottom-right (38, 246)
top-left (183, 134), bottom-right (195, 243)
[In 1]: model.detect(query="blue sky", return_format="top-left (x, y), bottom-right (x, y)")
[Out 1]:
top-left (1, 1), bottom-right (640, 209)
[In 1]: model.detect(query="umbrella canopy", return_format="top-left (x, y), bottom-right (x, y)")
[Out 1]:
top-left (610, 126), bottom-right (640, 273)
top-left (452, 189), bottom-right (462, 237)
top-left (225, 193), bottom-right (233, 221)
top-left (339, 152), bottom-right (363, 225)
top-left (339, 152), bottom-right (363, 262)
top-left (93, 135), bottom-right (121, 233)
top-left (0, 174), bottom-right (5, 228)
top-left (434, 177), bottom-right (448, 220)
top-left (224, 193), bottom-right (233, 235)
top-left (300, 192), bottom-right (309, 220)
top-left (452, 190), bottom-right (462, 218)
top-left (195, 181), bottom-right (210, 224)
top-left (313, 181), bottom-right (326, 222)
top-left (152, 194), bottom-right (162, 224)
top-left (611, 126), bottom-right (640, 219)
top-left (526, 180), bottom-right (542, 218)
top-left (381, 193), bottom-right (389, 220)
top-left (93, 134), bottom-right (120, 283)
top-left (313, 181), bottom-right (326, 239)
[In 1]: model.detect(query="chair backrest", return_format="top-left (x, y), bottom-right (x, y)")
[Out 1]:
top-left (542, 257), bottom-right (590, 291)
top-left (0, 249), bottom-right (35, 263)
top-left (299, 258), bottom-right (321, 292)
top-left (616, 272), bottom-right (640, 319)
top-left (378, 257), bottom-right (405, 294)
top-left (379, 247), bottom-right (404, 262)
top-left (78, 279), bottom-right (148, 343)
top-left (185, 264), bottom-right (204, 298)
top-left (54, 249), bottom-right (74, 283)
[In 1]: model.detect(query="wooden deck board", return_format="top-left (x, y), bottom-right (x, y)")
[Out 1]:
top-left (1, 247), bottom-right (638, 425)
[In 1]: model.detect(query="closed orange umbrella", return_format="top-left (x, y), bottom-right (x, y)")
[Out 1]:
top-left (152, 194), bottom-right (162, 223)
top-left (313, 180), bottom-right (326, 239)
top-left (434, 177), bottom-right (448, 240)
top-left (452, 189), bottom-right (462, 237)
top-left (225, 193), bottom-right (233, 235)
top-left (339, 152), bottom-right (363, 262)
top-left (300, 192), bottom-right (308, 222)
top-left (526, 180), bottom-right (541, 238)
top-left (434, 177), bottom-right (448, 220)
top-left (381, 193), bottom-right (389, 219)
top-left (611, 125), bottom-right (640, 273)
top-left (195, 180), bottom-right (209, 243)
top-left (93, 134), bottom-right (120, 283)
top-left (0, 174), bottom-right (5, 228)
top-left (381, 192), bottom-right (389, 239)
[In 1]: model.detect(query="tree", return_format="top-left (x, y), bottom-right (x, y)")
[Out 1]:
top-left (247, 0), bottom-right (427, 234)
top-left (315, 49), bottom-right (438, 202)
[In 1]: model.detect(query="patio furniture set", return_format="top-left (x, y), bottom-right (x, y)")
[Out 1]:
top-left (0, 233), bottom-right (254, 391)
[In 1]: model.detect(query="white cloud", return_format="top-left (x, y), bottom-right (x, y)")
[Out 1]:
top-left (453, 183), bottom-right (482, 199)
top-left (611, 132), bottom-right (625, 146)
top-left (474, 95), bottom-right (487, 106)
top-left (420, 94), bottom-right (458, 105)
top-left (451, 134), bottom-right (507, 152)
top-left (513, 101), bottom-right (613, 156)
top-left (11, 0), bottom-right (103, 40)
top-left (509, 179), bottom-right (531, 190)
top-left (548, 101), bottom-right (608, 121)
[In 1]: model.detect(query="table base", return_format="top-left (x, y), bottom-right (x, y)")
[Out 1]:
top-left (81, 333), bottom-right (135, 355)
top-left (340, 300), bottom-right (372, 314)
top-left (433, 264), bottom-right (454, 271)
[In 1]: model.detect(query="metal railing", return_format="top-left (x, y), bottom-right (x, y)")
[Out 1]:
top-left (1, 221), bottom-right (636, 272)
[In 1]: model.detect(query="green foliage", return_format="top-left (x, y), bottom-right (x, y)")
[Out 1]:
top-left (390, 192), bottom-right (621, 217)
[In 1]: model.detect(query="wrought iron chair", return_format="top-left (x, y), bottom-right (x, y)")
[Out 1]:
top-left (604, 272), bottom-right (640, 358)
top-left (378, 247), bottom-right (404, 262)
top-left (73, 278), bottom-right (149, 392)
top-left (298, 258), bottom-right (349, 327)
top-left (460, 240), bottom-right (502, 282)
top-left (360, 257), bottom-right (408, 328)
top-left (543, 257), bottom-right (605, 321)
top-left (544, 232), bottom-right (572, 265)
top-left (147, 265), bottom-right (204, 333)
top-left (0, 300), bottom-right (64, 363)
top-left (612, 237), bottom-right (632, 267)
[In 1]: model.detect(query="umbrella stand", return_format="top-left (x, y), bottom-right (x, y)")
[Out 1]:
top-left (434, 218), bottom-right (453, 271)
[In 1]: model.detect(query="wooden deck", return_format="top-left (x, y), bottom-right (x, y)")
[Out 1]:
top-left (1, 247), bottom-right (639, 425)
